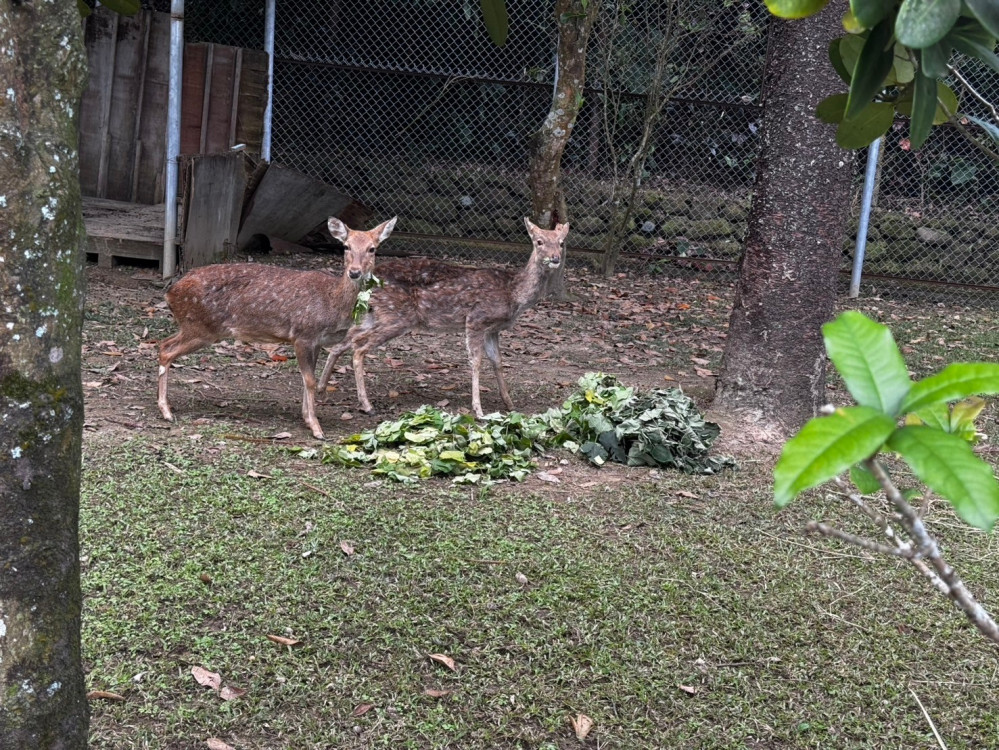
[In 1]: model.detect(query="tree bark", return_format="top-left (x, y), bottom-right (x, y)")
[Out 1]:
top-left (712, 2), bottom-right (854, 435)
top-left (527, 0), bottom-right (599, 299)
top-left (0, 2), bottom-right (90, 746)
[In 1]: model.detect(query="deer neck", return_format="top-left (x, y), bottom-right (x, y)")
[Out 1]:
top-left (511, 254), bottom-right (551, 311)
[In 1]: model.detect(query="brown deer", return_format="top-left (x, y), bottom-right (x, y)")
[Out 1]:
top-left (316, 218), bottom-right (569, 417)
top-left (157, 216), bottom-right (397, 439)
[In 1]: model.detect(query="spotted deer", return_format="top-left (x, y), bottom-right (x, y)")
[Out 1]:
top-left (317, 218), bottom-right (569, 417)
top-left (157, 216), bottom-right (397, 439)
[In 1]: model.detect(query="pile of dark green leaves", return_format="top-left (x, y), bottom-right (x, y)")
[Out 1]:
top-left (317, 373), bottom-right (733, 483)
top-left (534, 372), bottom-right (735, 475)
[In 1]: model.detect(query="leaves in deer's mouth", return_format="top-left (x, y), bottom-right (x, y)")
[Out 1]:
top-left (306, 373), bottom-right (733, 482)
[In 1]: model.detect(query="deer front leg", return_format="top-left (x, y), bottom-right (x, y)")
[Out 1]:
top-left (157, 330), bottom-right (217, 422)
top-left (466, 329), bottom-right (486, 418)
top-left (484, 330), bottom-right (514, 411)
top-left (295, 340), bottom-right (325, 440)
top-left (317, 338), bottom-right (352, 397)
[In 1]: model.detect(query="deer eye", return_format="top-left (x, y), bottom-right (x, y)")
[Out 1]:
top-left (367, 247), bottom-right (375, 253)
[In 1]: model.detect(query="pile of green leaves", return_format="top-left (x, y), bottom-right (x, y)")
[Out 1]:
top-left (317, 373), bottom-right (733, 483)
top-left (766, 0), bottom-right (999, 150)
top-left (351, 274), bottom-right (383, 323)
top-left (534, 373), bottom-right (735, 474)
top-left (322, 406), bottom-right (542, 484)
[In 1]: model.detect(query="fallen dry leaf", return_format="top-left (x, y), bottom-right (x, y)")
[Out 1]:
top-left (424, 688), bottom-right (451, 698)
top-left (515, 571), bottom-right (529, 585)
top-left (388, 390), bottom-right (400, 398)
top-left (191, 666), bottom-right (222, 692)
top-left (676, 491), bottom-right (698, 499)
top-left (340, 412), bottom-right (354, 420)
top-left (199, 572), bottom-right (213, 585)
top-left (86, 690), bottom-right (126, 701)
top-left (269, 431), bottom-right (293, 440)
top-left (266, 634), bottom-right (302, 647)
top-left (247, 470), bottom-right (272, 479)
top-left (678, 684), bottom-right (698, 695)
top-left (535, 472), bottom-right (560, 484)
top-left (694, 367), bottom-right (714, 378)
top-left (571, 713), bottom-right (594, 740)
top-left (428, 653), bottom-right (457, 671)
top-left (269, 353), bottom-right (289, 362)
top-left (206, 739), bottom-right (236, 750)
top-left (219, 685), bottom-right (247, 701)
top-left (352, 703), bottom-right (375, 716)
top-left (340, 541), bottom-right (355, 556)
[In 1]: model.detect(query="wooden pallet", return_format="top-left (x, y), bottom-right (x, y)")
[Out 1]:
top-left (83, 197), bottom-right (165, 269)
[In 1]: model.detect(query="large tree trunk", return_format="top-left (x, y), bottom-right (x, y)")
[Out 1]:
top-left (712, 2), bottom-right (853, 436)
top-left (527, 0), bottom-right (599, 299)
top-left (0, 1), bottom-right (90, 746)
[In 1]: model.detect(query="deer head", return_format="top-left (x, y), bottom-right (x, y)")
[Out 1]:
top-left (524, 217), bottom-right (569, 270)
top-left (328, 216), bottom-right (398, 282)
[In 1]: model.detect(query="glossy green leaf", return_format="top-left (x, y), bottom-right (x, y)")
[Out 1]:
top-left (950, 396), bottom-right (986, 434)
top-left (906, 401), bottom-right (949, 431)
top-left (99, 0), bottom-right (140, 14)
top-left (897, 80), bottom-right (959, 124)
top-left (948, 24), bottom-right (999, 73)
top-left (888, 426), bottom-right (999, 531)
top-left (901, 363), bottom-right (999, 414)
top-left (480, 0), bottom-right (509, 47)
top-left (774, 407), bottom-right (897, 507)
top-left (837, 101), bottom-right (895, 147)
top-left (908, 70), bottom-right (937, 149)
top-left (966, 0), bottom-right (999, 38)
top-left (896, 0), bottom-right (961, 48)
top-left (846, 19), bottom-right (896, 119)
top-left (830, 38), bottom-right (853, 84)
top-left (765, 0), bottom-right (830, 19)
top-left (843, 8), bottom-right (865, 33)
top-left (919, 40), bottom-right (953, 77)
top-left (850, 464), bottom-right (882, 494)
top-left (887, 43), bottom-right (916, 84)
top-left (850, 0), bottom-right (896, 29)
top-left (823, 311), bottom-right (912, 414)
top-left (816, 93), bottom-right (849, 123)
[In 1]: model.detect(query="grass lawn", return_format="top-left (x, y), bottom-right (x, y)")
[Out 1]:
top-left (81, 263), bottom-right (999, 748)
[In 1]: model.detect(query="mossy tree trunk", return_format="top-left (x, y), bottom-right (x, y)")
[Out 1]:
top-left (0, 1), bottom-right (90, 746)
top-left (527, 0), bottom-right (599, 299)
top-left (712, 2), bottom-right (854, 434)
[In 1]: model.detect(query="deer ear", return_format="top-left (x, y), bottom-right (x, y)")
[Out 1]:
top-left (374, 216), bottom-right (398, 244)
top-left (523, 216), bottom-right (538, 233)
top-left (556, 222), bottom-right (569, 241)
top-left (327, 217), bottom-right (349, 243)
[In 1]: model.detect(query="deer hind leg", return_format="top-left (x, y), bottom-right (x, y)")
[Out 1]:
top-left (317, 334), bottom-right (355, 397)
top-left (295, 340), bottom-right (325, 439)
top-left (157, 328), bottom-right (218, 422)
top-left (484, 331), bottom-right (514, 411)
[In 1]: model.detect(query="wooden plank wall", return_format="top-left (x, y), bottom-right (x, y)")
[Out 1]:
top-left (79, 7), bottom-right (268, 205)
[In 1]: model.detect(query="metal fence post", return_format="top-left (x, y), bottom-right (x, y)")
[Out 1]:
top-left (261, 0), bottom-right (276, 162)
top-left (849, 136), bottom-right (882, 298)
top-left (162, 0), bottom-right (184, 279)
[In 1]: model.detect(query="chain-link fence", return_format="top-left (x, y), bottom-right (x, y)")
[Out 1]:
top-left (184, 1), bottom-right (999, 304)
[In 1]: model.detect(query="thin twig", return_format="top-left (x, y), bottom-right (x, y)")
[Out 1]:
top-left (865, 459), bottom-right (999, 646)
top-left (909, 687), bottom-right (948, 750)
top-left (806, 521), bottom-right (914, 558)
top-left (947, 63), bottom-right (999, 124)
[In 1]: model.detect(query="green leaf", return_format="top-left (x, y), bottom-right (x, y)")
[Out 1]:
top-left (774, 406), bottom-right (898, 507)
top-left (907, 400), bottom-right (949, 431)
top-left (77, 0), bottom-right (93, 17)
top-left (901, 362), bottom-right (999, 413)
top-left (886, 42), bottom-right (917, 84)
top-left (830, 38), bottom-right (853, 84)
top-left (99, 0), bottom-right (140, 14)
top-left (948, 22), bottom-right (999, 73)
top-left (919, 40), bottom-right (953, 77)
top-left (908, 70), bottom-right (937, 149)
top-left (816, 93), bottom-right (849, 123)
top-left (896, 80), bottom-right (959, 125)
top-left (822, 311), bottom-right (912, 414)
top-left (850, 464), bottom-right (882, 494)
top-left (888, 426), bottom-right (999, 530)
top-left (965, 0), bottom-right (999, 38)
top-left (850, 0), bottom-right (895, 29)
top-left (896, 0), bottom-right (961, 48)
top-left (480, 0), bottom-right (509, 47)
top-left (765, 0), bottom-right (830, 19)
top-left (846, 20), bottom-right (896, 119)
top-left (950, 396), bottom-right (986, 434)
top-left (836, 102), bottom-right (896, 147)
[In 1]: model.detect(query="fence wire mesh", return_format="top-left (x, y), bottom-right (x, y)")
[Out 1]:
top-left (184, 1), bottom-right (999, 304)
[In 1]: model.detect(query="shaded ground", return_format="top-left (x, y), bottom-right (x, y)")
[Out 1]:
top-left (81, 253), bottom-right (999, 749)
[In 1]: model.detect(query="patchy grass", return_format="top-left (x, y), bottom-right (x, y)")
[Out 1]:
top-left (81, 263), bottom-right (999, 748)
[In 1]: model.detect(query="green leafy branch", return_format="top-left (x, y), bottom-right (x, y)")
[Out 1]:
top-left (351, 274), bottom-right (383, 324)
top-left (775, 311), bottom-right (999, 645)
top-left (767, 0), bottom-right (999, 154)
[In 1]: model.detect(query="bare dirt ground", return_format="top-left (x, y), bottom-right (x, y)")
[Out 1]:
top-left (82, 251), bottom-right (730, 465)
